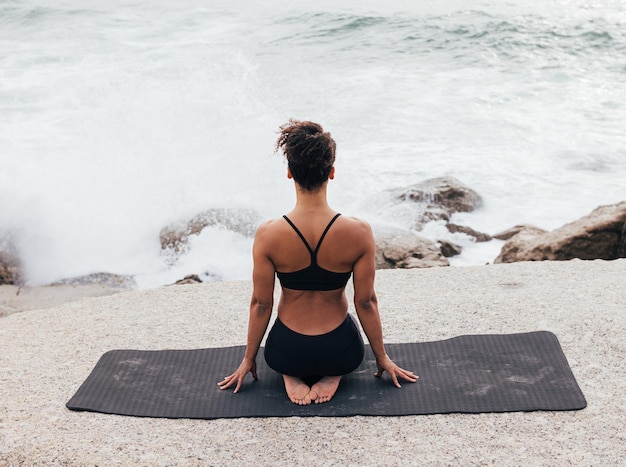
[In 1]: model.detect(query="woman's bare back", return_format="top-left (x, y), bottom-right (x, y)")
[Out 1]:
top-left (263, 212), bottom-right (370, 335)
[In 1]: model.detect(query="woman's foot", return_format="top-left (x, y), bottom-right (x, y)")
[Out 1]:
top-left (282, 375), bottom-right (312, 405)
top-left (309, 376), bottom-right (342, 404)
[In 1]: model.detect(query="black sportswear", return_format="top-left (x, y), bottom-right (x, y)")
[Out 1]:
top-left (276, 213), bottom-right (352, 291)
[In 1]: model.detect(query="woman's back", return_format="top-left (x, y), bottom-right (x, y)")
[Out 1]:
top-left (259, 211), bottom-right (371, 335)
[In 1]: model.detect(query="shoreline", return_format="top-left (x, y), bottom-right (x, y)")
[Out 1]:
top-left (1, 260), bottom-right (625, 465)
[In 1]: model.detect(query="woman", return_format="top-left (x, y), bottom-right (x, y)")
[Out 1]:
top-left (218, 120), bottom-right (417, 405)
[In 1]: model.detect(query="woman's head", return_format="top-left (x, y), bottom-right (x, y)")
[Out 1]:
top-left (276, 119), bottom-right (336, 191)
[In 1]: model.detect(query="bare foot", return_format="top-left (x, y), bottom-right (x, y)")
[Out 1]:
top-left (283, 375), bottom-right (312, 405)
top-left (309, 376), bottom-right (342, 404)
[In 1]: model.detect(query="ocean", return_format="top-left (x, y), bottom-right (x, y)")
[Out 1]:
top-left (1, 0), bottom-right (625, 287)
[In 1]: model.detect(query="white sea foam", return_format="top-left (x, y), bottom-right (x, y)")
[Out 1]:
top-left (1, 0), bottom-right (625, 286)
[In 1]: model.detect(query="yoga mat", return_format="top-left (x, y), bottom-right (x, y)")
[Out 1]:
top-left (66, 331), bottom-right (586, 419)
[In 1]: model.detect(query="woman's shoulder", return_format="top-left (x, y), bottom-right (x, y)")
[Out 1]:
top-left (255, 217), bottom-right (284, 235)
top-left (332, 215), bottom-right (374, 248)
top-left (252, 218), bottom-right (287, 253)
top-left (254, 216), bottom-right (299, 240)
top-left (338, 215), bottom-right (373, 234)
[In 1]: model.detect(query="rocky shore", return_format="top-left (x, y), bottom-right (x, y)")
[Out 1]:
top-left (1, 260), bottom-right (625, 465)
top-left (2, 177), bottom-right (625, 317)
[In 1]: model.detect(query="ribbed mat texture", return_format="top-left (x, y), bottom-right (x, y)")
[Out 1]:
top-left (67, 331), bottom-right (586, 419)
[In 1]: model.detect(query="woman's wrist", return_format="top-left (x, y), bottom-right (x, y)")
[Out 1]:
top-left (374, 352), bottom-right (389, 363)
top-left (243, 352), bottom-right (257, 362)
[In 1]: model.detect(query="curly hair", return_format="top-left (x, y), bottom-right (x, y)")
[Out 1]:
top-left (275, 119), bottom-right (336, 191)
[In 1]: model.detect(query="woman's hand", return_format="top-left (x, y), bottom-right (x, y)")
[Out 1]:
top-left (217, 357), bottom-right (258, 394)
top-left (374, 355), bottom-right (419, 388)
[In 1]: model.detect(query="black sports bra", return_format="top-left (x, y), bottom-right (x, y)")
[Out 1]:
top-left (276, 213), bottom-right (352, 291)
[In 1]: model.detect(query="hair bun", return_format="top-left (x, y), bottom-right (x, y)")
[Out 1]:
top-left (275, 120), bottom-right (336, 191)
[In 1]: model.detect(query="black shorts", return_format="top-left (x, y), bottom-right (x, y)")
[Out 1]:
top-left (264, 314), bottom-right (364, 378)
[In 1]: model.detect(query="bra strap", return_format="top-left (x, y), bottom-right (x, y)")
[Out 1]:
top-left (282, 215), bottom-right (313, 254)
top-left (314, 213), bottom-right (342, 254)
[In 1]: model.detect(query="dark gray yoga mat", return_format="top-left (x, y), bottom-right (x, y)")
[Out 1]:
top-left (66, 331), bottom-right (586, 418)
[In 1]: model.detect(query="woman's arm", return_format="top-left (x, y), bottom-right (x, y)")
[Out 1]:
top-left (352, 221), bottom-right (418, 387)
top-left (218, 223), bottom-right (276, 393)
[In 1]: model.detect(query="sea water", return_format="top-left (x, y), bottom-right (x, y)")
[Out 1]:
top-left (1, 0), bottom-right (625, 287)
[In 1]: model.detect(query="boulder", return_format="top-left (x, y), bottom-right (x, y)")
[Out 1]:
top-left (160, 208), bottom-right (262, 254)
top-left (373, 225), bottom-right (449, 269)
top-left (365, 177), bottom-right (483, 230)
top-left (493, 225), bottom-right (547, 241)
top-left (438, 240), bottom-right (462, 258)
top-left (494, 202), bottom-right (626, 263)
top-left (173, 275), bottom-right (203, 285)
top-left (0, 260), bottom-right (18, 285)
top-left (393, 176), bottom-right (483, 214)
top-left (0, 239), bottom-right (21, 286)
top-left (446, 223), bottom-right (492, 242)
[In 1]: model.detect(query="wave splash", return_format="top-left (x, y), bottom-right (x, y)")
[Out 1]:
top-left (1, 1), bottom-right (625, 287)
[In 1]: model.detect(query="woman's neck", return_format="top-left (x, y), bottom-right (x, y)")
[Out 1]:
top-left (293, 183), bottom-right (332, 213)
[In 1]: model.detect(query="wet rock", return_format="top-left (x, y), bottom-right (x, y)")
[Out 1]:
top-left (160, 207), bottom-right (262, 255)
top-left (495, 202), bottom-right (626, 263)
top-left (493, 225), bottom-right (547, 241)
top-left (446, 224), bottom-right (492, 242)
top-left (173, 274), bottom-right (203, 285)
top-left (394, 176), bottom-right (483, 214)
top-left (0, 261), bottom-right (17, 286)
top-left (365, 177), bottom-right (483, 230)
top-left (373, 225), bottom-right (449, 269)
top-left (0, 238), bottom-right (21, 286)
top-left (438, 240), bottom-right (462, 258)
